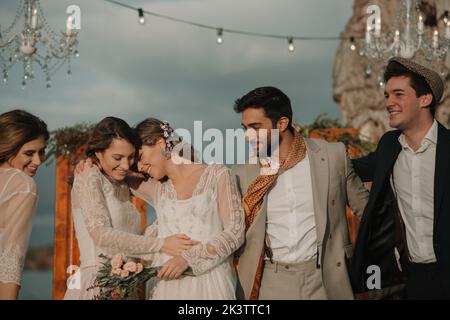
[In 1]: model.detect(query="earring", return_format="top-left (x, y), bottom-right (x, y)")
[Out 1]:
top-left (161, 148), bottom-right (171, 160)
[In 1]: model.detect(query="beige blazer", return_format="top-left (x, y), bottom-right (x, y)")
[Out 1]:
top-left (231, 138), bottom-right (369, 300)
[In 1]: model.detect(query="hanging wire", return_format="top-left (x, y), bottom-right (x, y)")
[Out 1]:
top-left (103, 0), bottom-right (360, 41)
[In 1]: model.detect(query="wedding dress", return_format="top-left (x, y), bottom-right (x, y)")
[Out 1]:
top-left (132, 164), bottom-right (245, 300)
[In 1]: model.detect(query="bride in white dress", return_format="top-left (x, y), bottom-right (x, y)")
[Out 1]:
top-left (64, 117), bottom-right (198, 300)
top-left (128, 118), bottom-right (245, 300)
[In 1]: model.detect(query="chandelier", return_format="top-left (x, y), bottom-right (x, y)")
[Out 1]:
top-left (0, 0), bottom-right (79, 89)
top-left (356, 0), bottom-right (450, 86)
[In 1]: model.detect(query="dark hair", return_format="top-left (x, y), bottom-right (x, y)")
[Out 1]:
top-left (233, 86), bottom-right (294, 132)
top-left (85, 117), bottom-right (140, 164)
top-left (0, 109), bottom-right (49, 164)
top-left (384, 61), bottom-right (436, 116)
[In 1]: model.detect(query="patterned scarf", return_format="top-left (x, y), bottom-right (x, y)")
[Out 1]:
top-left (242, 129), bottom-right (307, 299)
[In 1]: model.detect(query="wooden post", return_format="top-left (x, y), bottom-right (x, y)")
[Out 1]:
top-left (131, 196), bottom-right (147, 233)
top-left (52, 155), bottom-right (80, 300)
top-left (131, 196), bottom-right (147, 300)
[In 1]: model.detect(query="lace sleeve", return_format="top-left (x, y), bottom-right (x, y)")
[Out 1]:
top-left (181, 168), bottom-right (245, 275)
top-left (139, 222), bottom-right (159, 261)
top-left (126, 175), bottom-right (160, 206)
top-left (73, 167), bottom-right (164, 255)
top-left (144, 222), bottom-right (158, 237)
top-left (0, 186), bottom-right (37, 285)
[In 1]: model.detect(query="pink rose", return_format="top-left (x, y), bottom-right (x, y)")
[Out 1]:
top-left (136, 263), bottom-right (143, 274)
top-left (111, 290), bottom-right (122, 300)
top-left (111, 268), bottom-right (122, 276)
top-left (111, 254), bottom-right (124, 269)
top-left (123, 261), bottom-right (137, 273)
top-left (120, 269), bottom-right (130, 278)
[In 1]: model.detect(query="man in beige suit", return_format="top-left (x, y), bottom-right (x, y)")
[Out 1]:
top-left (231, 87), bottom-right (369, 300)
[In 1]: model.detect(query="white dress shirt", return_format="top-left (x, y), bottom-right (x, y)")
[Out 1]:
top-left (266, 153), bottom-right (317, 264)
top-left (391, 120), bottom-right (438, 263)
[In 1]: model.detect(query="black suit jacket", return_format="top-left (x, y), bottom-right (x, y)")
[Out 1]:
top-left (350, 122), bottom-right (450, 294)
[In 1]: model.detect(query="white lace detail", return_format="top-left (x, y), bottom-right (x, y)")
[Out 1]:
top-left (0, 244), bottom-right (26, 285)
top-left (144, 223), bottom-right (158, 237)
top-left (155, 164), bottom-right (245, 275)
top-left (0, 168), bottom-right (37, 287)
top-left (71, 166), bottom-right (164, 260)
top-left (163, 165), bottom-right (214, 201)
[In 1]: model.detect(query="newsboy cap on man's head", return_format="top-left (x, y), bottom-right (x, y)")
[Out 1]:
top-left (387, 56), bottom-right (444, 103)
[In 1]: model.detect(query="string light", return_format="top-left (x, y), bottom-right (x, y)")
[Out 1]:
top-left (377, 74), bottom-right (385, 88)
top-left (104, 0), bottom-right (360, 50)
top-left (441, 10), bottom-right (449, 25)
top-left (350, 36), bottom-right (356, 51)
top-left (216, 28), bottom-right (223, 44)
top-left (287, 37), bottom-right (295, 52)
top-left (138, 8), bottom-right (145, 25)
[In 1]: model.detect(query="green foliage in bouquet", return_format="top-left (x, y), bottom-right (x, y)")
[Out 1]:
top-left (88, 253), bottom-right (194, 300)
top-left (87, 253), bottom-right (157, 300)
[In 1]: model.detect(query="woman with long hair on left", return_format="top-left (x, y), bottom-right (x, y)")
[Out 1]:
top-left (0, 109), bottom-right (49, 300)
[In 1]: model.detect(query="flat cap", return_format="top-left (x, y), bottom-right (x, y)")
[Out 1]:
top-left (388, 57), bottom-right (444, 103)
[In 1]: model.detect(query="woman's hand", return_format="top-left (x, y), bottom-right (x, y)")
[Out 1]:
top-left (160, 234), bottom-right (199, 256)
top-left (157, 255), bottom-right (189, 280)
top-left (73, 157), bottom-right (95, 174)
top-left (0, 283), bottom-right (19, 300)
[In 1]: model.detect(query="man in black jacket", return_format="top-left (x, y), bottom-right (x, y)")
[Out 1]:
top-left (351, 57), bottom-right (450, 299)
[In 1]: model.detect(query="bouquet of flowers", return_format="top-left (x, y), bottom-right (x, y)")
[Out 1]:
top-left (87, 253), bottom-right (157, 300)
top-left (87, 253), bottom-right (194, 300)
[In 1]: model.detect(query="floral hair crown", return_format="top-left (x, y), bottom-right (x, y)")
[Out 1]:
top-left (160, 121), bottom-right (178, 152)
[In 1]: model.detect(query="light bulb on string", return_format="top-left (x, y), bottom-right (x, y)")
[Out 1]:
top-left (442, 10), bottom-right (449, 25)
top-left (216, 28), bottom-right (223, 44)
top-left (138, 8), bottom-right (145, 25)
top-left (350, 36), bottom-right (356, 51)
top-left (377, 74), bottom-right (385, 88)
top-left (287, 37), bottom-right (295, 52)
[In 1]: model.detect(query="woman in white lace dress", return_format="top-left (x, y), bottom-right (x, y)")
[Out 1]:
top-left (64, 117), bottom-right (198, 300)
top-left (0, 110), bottom-right (49, 300)
top-left (128, 118), bottom-right (245, 299)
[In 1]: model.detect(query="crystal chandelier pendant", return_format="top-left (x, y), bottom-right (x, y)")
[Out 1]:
top-left (396, 0), bottom-right (419, 59)
top-left (356, 0), bottom-right (450, 81)
top-left (0, 0), bottom-right (80, 88)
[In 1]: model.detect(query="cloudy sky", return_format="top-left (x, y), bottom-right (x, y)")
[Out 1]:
top-left (1, 0), bottom-right (353, 247)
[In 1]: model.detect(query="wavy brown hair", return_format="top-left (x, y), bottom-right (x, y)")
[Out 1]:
top-left (0, 109), bottom-right (49, 165)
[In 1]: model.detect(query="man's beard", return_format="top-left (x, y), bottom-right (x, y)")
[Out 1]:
top-left (256, 132), bottom-right (282, 158)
